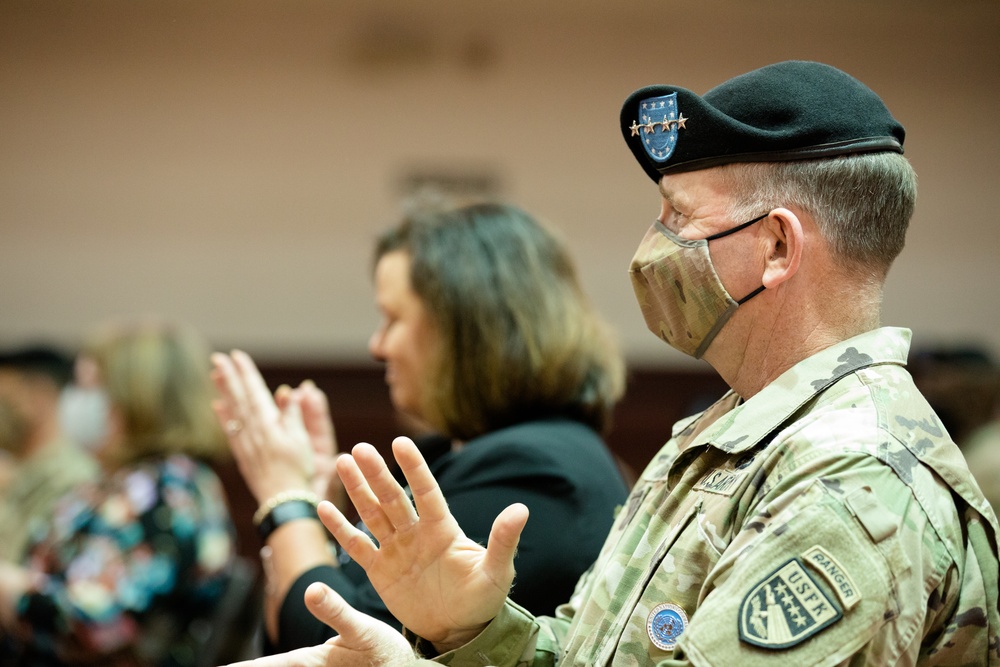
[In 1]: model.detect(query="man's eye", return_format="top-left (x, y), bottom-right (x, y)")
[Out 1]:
top-left (665, 208), bottom-right (686, 230)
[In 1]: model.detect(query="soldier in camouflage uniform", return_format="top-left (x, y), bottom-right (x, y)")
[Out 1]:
top-left (227, 61), bottom-right (1000, 667)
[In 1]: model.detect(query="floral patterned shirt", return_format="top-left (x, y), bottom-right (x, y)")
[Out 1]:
top-left (13, 454), bottom-right (236, 667)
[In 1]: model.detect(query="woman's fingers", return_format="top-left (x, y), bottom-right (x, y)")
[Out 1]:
top-left (274, 384), bottom-right (292, 411)
top-left (210, 353), bottom-right (247, 418)
top-left (209, 358), bottom-right (254, 449)
top-left (230, 350), bottom-right (281, 425)
top-left (211, 352), bottom-right (266, 445)
top-left (280, 389), bottom-right (309, 442)
top-left (299, 381), bottom-right (337, 458)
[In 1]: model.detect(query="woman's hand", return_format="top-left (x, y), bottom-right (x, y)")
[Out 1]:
top-left (320, 436), bottom-right (529, 653)
top-left (210, 350), bottom-right (316, 502)
top-left (284, 381), bottom-right (346, 509)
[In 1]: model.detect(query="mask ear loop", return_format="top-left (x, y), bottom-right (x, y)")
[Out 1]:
top-left (737, 285), bottom-right (766, 304)
top-left (704, 212), bottom-right (769, 241)
top-left (704, 212), bottom-right (771, 305)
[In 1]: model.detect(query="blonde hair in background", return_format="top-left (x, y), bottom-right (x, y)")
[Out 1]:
top-left (83, 319), bottom-right (227, 468)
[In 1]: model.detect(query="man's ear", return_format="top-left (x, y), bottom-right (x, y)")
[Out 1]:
top-left (761, 207), bottom-right (803, 289)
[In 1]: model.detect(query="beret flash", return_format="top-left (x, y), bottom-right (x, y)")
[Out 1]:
top-left (620, 60), bottom-right (905, 182)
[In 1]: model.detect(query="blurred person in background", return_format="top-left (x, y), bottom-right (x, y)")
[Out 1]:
top-left (211, 201), bottom-right (630, 652)
top-left (963, 416), bottom-right (1000, 516)
top-left (0, 321), bottom-right (237, 667)
top-left (58, 354), bottom-right (114, 455)
top-left (908, 347), bottom-right (1000, 447)
top-left (910, 347), bottom-right (1000, 517)
top-left (0, 346), bottom-right (98, 565)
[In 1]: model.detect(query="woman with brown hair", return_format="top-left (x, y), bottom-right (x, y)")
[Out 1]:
top-left (213, 202), bottom-right (629, 652)
top-left (0, 321), bottom-right (237, 666)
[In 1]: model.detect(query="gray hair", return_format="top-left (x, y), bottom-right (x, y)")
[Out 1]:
top-left (720, 152), bottom-right (917, 281)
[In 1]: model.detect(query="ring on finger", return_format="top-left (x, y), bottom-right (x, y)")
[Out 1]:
top-left (225, 418), bottom-right (244, 435)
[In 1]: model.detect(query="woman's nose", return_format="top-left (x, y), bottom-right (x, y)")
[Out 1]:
top-left (368, 327), bottom-right (385, 361)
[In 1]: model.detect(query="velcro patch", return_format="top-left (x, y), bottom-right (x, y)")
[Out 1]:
top-left (739, 558), bottom-right (842, 649)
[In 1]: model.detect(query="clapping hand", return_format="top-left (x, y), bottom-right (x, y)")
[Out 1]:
top-left (318, 436), bottom-right (530, 653)
top-left (211, 351), bottom-right (349, 642)
top-left (211, 350), bottom-right (335, 502)
top-left (279, 379), bottom-right (345, 509)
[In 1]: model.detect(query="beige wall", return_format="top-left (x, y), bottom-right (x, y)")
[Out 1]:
top-left (2, 0), bottom-right (998, 366)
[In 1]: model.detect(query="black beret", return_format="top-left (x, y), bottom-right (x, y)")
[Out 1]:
top-left (620, 60), bottom-right (905, 182)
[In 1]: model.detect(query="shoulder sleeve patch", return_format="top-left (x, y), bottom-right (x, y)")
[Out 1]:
top-left (803, 545), bottom-right (862, 610)
top-left (738, 558), bottom-right (843, 649)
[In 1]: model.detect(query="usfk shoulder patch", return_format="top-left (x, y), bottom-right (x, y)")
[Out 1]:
top-left (739, 558), bottom-right (842, 649)
top-left (646, 602), bottom-right (688, 651)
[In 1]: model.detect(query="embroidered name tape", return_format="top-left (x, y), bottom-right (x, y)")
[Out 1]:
top-left (693, 468), bottom-right (747, 497)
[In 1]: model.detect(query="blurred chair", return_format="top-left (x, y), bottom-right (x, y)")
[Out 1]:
top-left (194, 556), bottom-right (263, 666)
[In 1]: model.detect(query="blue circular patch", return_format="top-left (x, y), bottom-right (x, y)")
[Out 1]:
top-left (646, 602), bottom-right (688, 651)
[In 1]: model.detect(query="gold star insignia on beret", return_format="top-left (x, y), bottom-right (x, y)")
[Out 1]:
top-left (630, 121), bottom-right (641, 136)
top-left (676, 114), bottom-right (687, 129)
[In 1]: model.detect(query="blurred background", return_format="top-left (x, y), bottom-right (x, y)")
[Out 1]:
top-left (2, 0), bottom-right (999, 476)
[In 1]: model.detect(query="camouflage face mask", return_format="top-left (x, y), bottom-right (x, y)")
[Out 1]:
top-left (628, 214), bottom-right (767, 359)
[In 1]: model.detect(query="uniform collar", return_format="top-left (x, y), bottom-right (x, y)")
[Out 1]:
top-left (682, 327), bottom-right (912, 455)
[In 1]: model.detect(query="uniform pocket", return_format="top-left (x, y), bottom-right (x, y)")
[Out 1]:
top-left (678, 480), bottom-right (900, 667)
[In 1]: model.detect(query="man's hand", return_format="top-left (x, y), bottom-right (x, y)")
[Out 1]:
top-left (319, 437), bottom-right (530, 653)
top-left (221, 583), bottom-right (414, 667)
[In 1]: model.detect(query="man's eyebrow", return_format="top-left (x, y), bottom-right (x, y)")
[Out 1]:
top-left (658, 181), bottom-right (686, 210)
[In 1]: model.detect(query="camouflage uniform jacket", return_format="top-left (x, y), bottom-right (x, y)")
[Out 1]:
top-left (422, 327), bottom-right (1000, 666)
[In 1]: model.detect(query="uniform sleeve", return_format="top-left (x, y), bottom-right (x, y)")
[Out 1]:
top-left (17, 462), bottom-right (234, 660)
top-left (676, 463), bottom-right (942, 666)
top-left (409, 599), bottom-right (564, 667)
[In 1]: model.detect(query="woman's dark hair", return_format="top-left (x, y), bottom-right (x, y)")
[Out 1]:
top-left (374, 202), bottom-right (624, 440)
